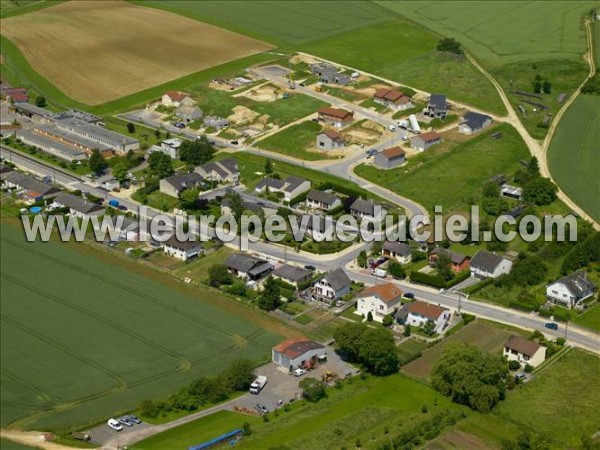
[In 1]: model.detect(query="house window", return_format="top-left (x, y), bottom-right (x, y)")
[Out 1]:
top-left (379, 305), bottom-right (384, 311)
top-left (523, 355), bottom-right (530, 361)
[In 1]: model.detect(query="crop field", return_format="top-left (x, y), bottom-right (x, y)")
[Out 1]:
top-left (355, 124), bottom-right (530, 213)
top-left (379, 1), bottom-right (594, 65)
top-left (0, 1), bottom-right (273, 105)
top-left (548, 95), bottom-right (600, 222)
top-left (134, 0), bottom-right (394, 45)
top-left (0, 223), bottom-right (282, 430)
top-left (301, 20), bottom-right (505, 115)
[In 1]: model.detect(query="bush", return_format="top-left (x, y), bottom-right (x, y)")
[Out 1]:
top-left (524, 364), bottom-right (534, 373)
top-left (462, 313), bottom-right (476, 325)
top-left (410, 271), bottom-right (447, 289)
top-left (508, 360), bottom-right (520, 371)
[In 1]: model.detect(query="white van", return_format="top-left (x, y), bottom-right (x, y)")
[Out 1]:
top-left (387, 124), bottom-right (396, 132)
top-left (107, 418), bottom-right (123, 431)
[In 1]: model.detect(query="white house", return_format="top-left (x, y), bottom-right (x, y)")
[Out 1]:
top-left (272, 339), bottom-right (326, 370)
top-left (546, 271), bottom-right (596, 308)
top-left (148, 138), bottom-right (183, 159)
top-left (161, 91), bottom-right (195, 108)
top-left (470, 251), bottom-right (513, 279)
top-left (306, 190), bottom-right (341, 212)
top-left (503, 335), bottom-right (546, 368)
top-left (255, 176), bottom-right (310, 202)
top-left (396, 300), bottom-right (451, 334)
top-left (163, 236), bottom-right (202, 261)
top-left (52, 192), bottom-right (105, 219)
top-left (382, 241), bottom-right (412, 264)
top-left (195, 159), bottom-right (239, 184)
top-left (311, 268), bottom-right (352, 305)
top-left (350, 198), bottom-right (387, 222)
top-left (356, 283), bottom-right (403, 322)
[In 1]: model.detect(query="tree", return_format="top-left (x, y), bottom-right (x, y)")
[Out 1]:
top-left (387, 261), bottom-right (406, 279)
top-left (542, 79), bottom-right (552, 94)
top-left (382, 314), bottom-right (394, 327)
top-left (527, 157), bottom-right (540, 177)
top-left (434, 252), bottom-right (453, 281)
top-left (437, 37), bottom-right (462, 54)
top-left (265, 158), bottom-right (273, 175)
top-left (154, 129), bottom-right (162, 139)
top-left (89, 149), bottom-right (107, 174)
top-left (299, 377), bottom-right (327, 402)
top-left (112, 161), bottom-right (129, 183)
top-left (225, 359), bottom-right (255, 391)
top-left (507, 253), bottom-right (548, 286)
top-left (482, 181), bottom-right (500, 198)
top-left (35, 96), bottom-right (47, 107)
top-left (367, 311), bottom-right (374, 322)
top-left (179, 137), bottom-right (215, 165)
top-left (422, 319), bottom-right (436, 336)
top-left (208, 263), bottom-right (233, 287)
top-left (533, 80), bottom-right (543, 94)
top-left (403, 324), bottom-right (411, 337)
top-left (126, 122), bottom-right (136, 134)
top-left (523, 177), bottom-right (557, 205)
top-left (180, 188), bottom-right (200, 210)
top-left (258, 276), bottom-right (281, 311)
top-left (508, 360), bottom-right (520, 371)
top-left (333, 322), bottom-right (368, 361)
top-left (357, 250), bottom-right (368, 268)
top-left (225, 192), bottom-right (245, 221)
top-left (357, 327), bottom-right (399, 375)
top-left (147, 151), bottom-right (174, 178)
top-left (481, 197), bottom-right (509, 216)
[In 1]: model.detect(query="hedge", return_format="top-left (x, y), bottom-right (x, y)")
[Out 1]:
top-left (446, 270), bottom-right (471, 288)
top-left (463, 278), bottom-right (494, 295)
top-left (409, 271), bottom-right (447, 289)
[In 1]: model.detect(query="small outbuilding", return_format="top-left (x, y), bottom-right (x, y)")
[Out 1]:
top-left (374, 146), bottom-right (406, 169)
top-left (272, 339), bottom-right (326, 370)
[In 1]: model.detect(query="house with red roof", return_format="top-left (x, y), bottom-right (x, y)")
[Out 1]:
top-left (317, 107), bottom-right (354, 128)
top-left (356, 283), bottom-right (403, 322)
top-left (3, 87), bottom-right (28, 104)
top-left (396, 300), bottom-right (451, 333)
top-left (373, 88), bottom-right (412, 111)
top-left (161, 91), bottom-right (195, 108)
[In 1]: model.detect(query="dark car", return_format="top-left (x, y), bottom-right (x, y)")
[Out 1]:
top-left (257, 202), bottom-right (266, 207)
top-left (230, 140), bottom-right (239, 145)
top-left (174, 122), bottom-right (186, 129)
top-left (304, 264), bottom-right (316, 271)
top-left (544, 322), bottom-right (559, 330)
top-left (118, 205), bottom-right (128, 212)
top-left (403, 292), bottom-right (415, 299)
top-left (366, 149), bottom-right (378, 158)
top-left (127, 415), bottom-right (142, 424)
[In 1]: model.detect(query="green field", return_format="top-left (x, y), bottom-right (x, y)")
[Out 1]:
top-left (354, 124), bottom-right (530, 213)
top-left (302, 19), bottom-right (506, 115)
top-left (573, 305), bottom-right (600, 332)
top-left (380, 1), bottom-right (594, 65)
top-left (0, 222), bottom-right (281, 430)
top-left (494, 348), bottom-right (600, 448)
top-left (256, 120), bottom-right (337, 160)
top-left (0, 439), bottom-right (37, 450)
top-left (548, 95), bottom-right (600, 222)
top-left (134, 0), bottom-right (394, 45)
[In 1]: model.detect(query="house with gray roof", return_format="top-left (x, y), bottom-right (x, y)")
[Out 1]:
top-left (470, 251), bottom-right (513, 279)
top-left (311, 268), bottom-right (352, 305)
top-left (225, 254), bottom-right (273, 280)
top-left (546, 271), bottom-right (596, 308)
top-left (195, 159), bottom-right (239, 184)
top-left (273, 264), bottom-right (313, 286)
top-left (163, 235), bottom-right (202, 261)
top-left (458, 112), bottom-right (493, 134)
top-left (176, 105), bottom-right (203, 122)
top-left (159, 172), bottom-right (204, 197)
top-left (382, 241), bottom-right (412, 264)
top-left (425, 94), bottom-right (448, 118)
top-left (52, 192), bottom-right (105, 218)
top-left (306, 190), bottom-right (341, 211)
top-left (316, 129), bottom-right (346, 150)
top-left (2, 171), bottom-right (60, 201)
top-left (350, 198), bottom-right (386, 222)
top-left (255, 176), bottom-right (310, 201)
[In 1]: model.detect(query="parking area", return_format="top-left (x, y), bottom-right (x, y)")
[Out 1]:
top-left (230, 346), bottom-right (358, 414)
top-left (88, 418), bottom-right (153, 446)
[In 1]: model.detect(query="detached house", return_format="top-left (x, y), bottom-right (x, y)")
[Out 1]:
top-left (396, 301), bottom-right (451, 334)
top-left (356, 283), bottom-right (403, 322)
top-left (3, 172), bottom-right (60, 201)
top-left (300, 214), bottom-right (336, 241)
top-left (161, 91), bottom-right (194, 108)
top-left (195, 159), bottom-right (239, 184)
top-left (176, 105), bottom-right (203, 123)
top-left (316, 130), bottom-right (346, 150)
top-left (382, 241), bottom-right (412, 264)
top-left (159, 172), bottom-right (204, 198)
top-left (350, 198), bottom-right (387, 222)
top-left (373, 88), bottom-right (412, 111)
top-left (374, 146), bottom-right (406, 169)
top-left (225, 254), bottom-right (273, 280)
top-left (503, 335), bottom-right (546, 368)
top-left (255, 176), bottom-right (310, 202)
top-left (411, 131), bottom-right (442, 151)
top-left (425, 94), bottom-right (447, 118)
top-left (272, 264), bottom-right (313, 287)
top-left (148, 138), bottom-right (183, 159)
top-left (163, 236), bottom-right (202, 261)
top-left (428, 247), bottom-right (470, 273)
top-left (52, 192), bottom-right (105, 219)
top-left (306, 190), bottom-right (341, 212)
top-left (317, 107), bottom-right (354, 128)
top-left (546, 271), bottom-right (596, 308)
top-left (458, 112), bottom-right (492, 134)
top-left (312, 268), bottom-right (352, 305)
top-left (470, 251), bottom-right (513, 279)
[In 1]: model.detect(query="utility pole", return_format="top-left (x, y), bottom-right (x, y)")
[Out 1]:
top-left (457, 291), bottom-right (463, 315)
top-left (564, 319), bottom-right (569, 342)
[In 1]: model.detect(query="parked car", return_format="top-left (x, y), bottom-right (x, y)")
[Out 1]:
top-left (293, 368), bottom-right (306, 377)
top-left (366, 149), bottom-right (377, 158)
top-left (118, 205), bottom-right (128, 211)
top-left (127, 415), bottom-right (142, 424)
top-left (403, 292), bottom-right (415, 299)
top-left (304, 264), bottom-right (316, 271)
top-left (544, 322), bottom-right (559, 330)
top-left (255, 404), bottom-right (269, 414)
top-left (257, 201), bottom-right (266, 207)
top-left (230, 140), bottom-right (239, 145)
top-left (174, 122), bottom-right (186, 129)
top-left (118, 416), bottom-right (134, 427)
top-left (107, 418), bottom-right (123, 431)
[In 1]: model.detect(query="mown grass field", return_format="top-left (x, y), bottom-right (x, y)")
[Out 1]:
top-left (354, 124), bottom-right (530, 213)
top-left (380, 1), bottom-right (594, 65)
top-left (573, 305), bottom-right (600, 332)
top-left (0, 222), bottom-right (282, 431)
top-left (242, 94), bottom-right (327, 127)
top-left (256, 121), bottom-right (337, 160)
top-left (0, 1), bottom-right (272, 105)
top-left (548, 95), bottom-right (600, 222)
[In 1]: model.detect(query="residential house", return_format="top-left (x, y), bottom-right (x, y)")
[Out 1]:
top-left (163, 235), bottom-right (202, 261)
top-left (3, 87), bottom-right (28, 103)
top-left (470, 250), bottom-right (513, 279)
top-left (176, 106), bottom-right (203, 123)
top-left (306, 190), bottom-right (341, 212)
top-left (425, 94), bottom-right (447, 118)
top-left (317, 107), bottom-right (354, 128)
top-left (159, 172), bottom-right (204, 197)
top-left (203, 116), bottom-right (230, 129)
top-left (255, 177), bottom-right (285, 194)
top-left (148, 138), bottom-right (183, 159)
top-left (546, 271), bottom-right (596, 308)
top-left (161, 91), bottom-right (194, 108)
top-left (316, 130), bottom-right (346, 150)
top-left (396, 300), bottom-right (451, 334)
top-left (356, 283), bottom-right (403, 322)
top-left (311, 268), bottom-right (352, 304)
top-left (503, 335), bottom-right (546, 368)
top-left (411, 131), bottom-right (442, 151)
top-left (103, 179), bottom-right (120, 191)
top-left (52, 192), bottom-right (105, 218)
top-left (272, 264), bottom-right (313, 287)
top-left (272, 339), bottom-right (326, 370)
top-left (458, 112), bottom-right (492, 134)
top-left (382, 241), bottom-right (412, 264)
top-left (310, 63), bottom-right (350, 85)
top-left (2, 171), bottom-right (60, 201)
top-left (255, 176), bottom-right (310, 202)
top-left (428, 247), bottom-right (470, 273)
top-left (373, 88), bottom-right (412, 110)
top-left (195, 159), bottom-right (239, 184)
top-left (500, 184), bottom-right (523, 200)
top-left (350, 198), bottom-right (387, 222)
top-left (225, 254), bottom-right (273, 280)
top-left (374, 146), bottom-right (406, 169)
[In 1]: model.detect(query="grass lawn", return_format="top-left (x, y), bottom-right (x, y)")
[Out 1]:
top-left (302, 20), bottom-right (505, 115)
top-left (240, 94), bottom-right (327, 127)
top-left (0, 221), bottom-right (283, 431)
top-left (494, 348), bottom-right (600, 448)
top-left (256, 121), bottom-right (337, 161)
top-left (294, 314), bottom-right (314, 325)
top-left (0, 439), bottom-right (38, 450)
top-left (142, 191), bottom-right (181, 212)
top-left (573, 305), bottom-right (600, 332)
top-left (354, 124), bottom-right (529, 213)
top-left (173, 247), bottom-right (234, 284)
top-left (548, 94), bottom-right (600, 222)
top-left (397, 338), bottom-right (430, 365)
top-left (131, 411), bottom-right (261, 450)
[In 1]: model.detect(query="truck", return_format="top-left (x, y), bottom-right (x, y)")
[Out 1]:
top-left (108, 199), bottom-right (120, 208)
top-left (249, 375), bottom-right (267, 394)
top-left (372, 268), bottom-right (387, 278)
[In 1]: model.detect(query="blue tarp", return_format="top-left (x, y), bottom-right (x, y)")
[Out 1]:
top-left (188, 429), bottom-right (243, 450)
